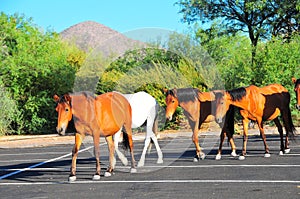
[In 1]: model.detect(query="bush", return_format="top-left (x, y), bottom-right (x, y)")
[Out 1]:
top-left (0, 12), bottom-right (84, 134)
top-left (0, 78), bottom-right (20, 135)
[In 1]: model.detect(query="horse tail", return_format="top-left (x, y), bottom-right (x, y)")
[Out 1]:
top-left (121, 126), bottom-right (130, 150)
top-left (282, 107), bottom-right (297, 139)
top-left (226, 105), bottom-right (235, 141)
top-left (281, 92), bottom-right (297, 139)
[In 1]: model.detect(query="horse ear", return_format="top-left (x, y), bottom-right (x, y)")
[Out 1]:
top-left (292, 77), bottom-right (297, 84)
top-left (162, 88), bottom-right (168, 94)
top-left (63, 94), bottom-right (72, 103)
top-left (53, 94), bottom-right (60, 102)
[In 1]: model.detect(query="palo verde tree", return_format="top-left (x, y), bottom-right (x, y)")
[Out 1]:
top-left (177, 0), bottom-right (300, 63)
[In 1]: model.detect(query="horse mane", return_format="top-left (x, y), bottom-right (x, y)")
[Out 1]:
top-left (227, 87), bottom-right (247, 101)
top-left (173, 88), bottom-right (200, 103)
top-left (295, 78), bottom-right (300, 86)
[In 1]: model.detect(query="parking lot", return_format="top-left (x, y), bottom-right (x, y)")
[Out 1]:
top-left (0, 131), bottom-right (300, 199)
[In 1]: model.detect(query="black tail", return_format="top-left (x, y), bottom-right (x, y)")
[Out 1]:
top-left (281, 92), bottom-right (297, 139)
top-left (225, 105), bottom-right (235, 140)
top-left (121, 126), bottom-right (130, 150)
top-left (282, 107), bottom-right (297, 140)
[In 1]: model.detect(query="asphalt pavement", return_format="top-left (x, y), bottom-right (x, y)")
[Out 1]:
top-left (0, 131), bottom-right (299, 199)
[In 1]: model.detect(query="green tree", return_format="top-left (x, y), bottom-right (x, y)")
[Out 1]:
top-left (177, 0), bottom-right (300, 63)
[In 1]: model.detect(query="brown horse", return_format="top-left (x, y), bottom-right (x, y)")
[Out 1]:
top-left (54, 91), bottom-right (136, 181)
top-left (164, 88), bottom-right (237, 161)
top-left (215, 84), bottom-right (296, 160)
top-left (292, 77), bottom-right (300, 110)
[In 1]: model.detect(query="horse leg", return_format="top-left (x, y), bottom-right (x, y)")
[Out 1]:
top-left (104, 135), bottom-right (116, 177)
top-left (216, 130), bottom-right (225, 160)
top-left (114, 129), bottom-right (128, 166)
top-left (124, 124), bottom-right (137, 173)
top-left (92, 134), bottom-right (101, 180)
top-left (137, 136), bottom-right (151, 167)
top-left (69, 133), bottom-right (84, 182)
top-left (228, 134), bottom-right (237, 157)
top-left (150, 134), bottom-right (163, 164)
top-left (190, 120), bottom-right (204, 162)
top-left (138, 118), bottom-right (163, 167)
top-left (257, 120), bottom-right (270, 157)
top-left (273, 118), bottom-right (284, 155)
top-left (239, 117), bottom-right (249, 160)
top-left (281, 110), bottom-right (292, 154)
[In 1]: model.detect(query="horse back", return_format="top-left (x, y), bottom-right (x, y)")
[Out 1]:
top-left (251, 84), bottom-right (290, 121)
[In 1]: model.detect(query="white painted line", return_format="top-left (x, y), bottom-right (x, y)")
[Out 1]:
top-left (2, 164), bottom-right (299, 172)
top-left (0, 145), bottom-right (97, 180)
top-left (0, 179), bottom-right (300, 185)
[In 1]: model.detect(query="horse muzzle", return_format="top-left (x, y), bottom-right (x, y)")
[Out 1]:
top-left (216, 117), bottom-right (223, 124)
top-left (56, 126), bottom-right (66, 136)
top-left (166, 115), bottom-right (173, 121)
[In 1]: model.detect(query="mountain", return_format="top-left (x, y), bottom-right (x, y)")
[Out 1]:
top-left (60, 21), bottom-right (146, 57)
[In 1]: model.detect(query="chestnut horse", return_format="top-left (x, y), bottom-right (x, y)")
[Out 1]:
top-left (164, 88), bottom-right (237, 161)
top-left (292, 77), bottom-right (300, 110)
top-left (54, 91), bottom-right (136, 181)
top-left (215, 84), bottom-right (296, 160)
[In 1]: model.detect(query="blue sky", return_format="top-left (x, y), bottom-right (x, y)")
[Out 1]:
top-left (1, 0), bottom-right (190, 34)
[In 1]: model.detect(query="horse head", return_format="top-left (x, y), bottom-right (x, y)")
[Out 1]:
top-left (164, 88), bottom-right (179, 121)
top-left (292, 77), bottom-right (300, 111)
top-left (214, 91), bottom-right (230, 124)
top-left (54, 94), bottom-right (73, 135)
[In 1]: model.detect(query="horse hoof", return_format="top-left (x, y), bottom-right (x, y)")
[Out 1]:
top-left (215, 154), bottom-right (221, 160)
top-left (193, 157), bottom-right (199, 162)
top-left (264, 153), bottom-right (271, 158)
top-left (157, 158), bottom-right (163, 164)
top-left (137, 161), bottom-right (144, 167)
top-left (121, 159), bottom-right (129, 166)
top-left (231, 151), bottom-right (238, 157)
top-left (285, 148), bottom-right (290, 154)
top-left (93, 174), bottom-right (101, 180)
top-left (279, 151), bottom-right (284, 156)
top-left (200, 153), bottom-right (206, 160)
top-left (130, 168), bottom-right (137, 173)
top-left (238, 155), bottom-right (245, 160)
top-left (68, 176), bottom-right (76, 182)
top-left (104, 172), bottom-right (111, 177)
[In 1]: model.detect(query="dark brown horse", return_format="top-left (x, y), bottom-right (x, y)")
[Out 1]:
top-left (292, 77), bottom-right (300, 110)
top-left (164, 88), bottom-right (237, 161)
top-left (215, 84), bottom-right (296, 160)
top-left (54, 91), bottom-right (136, 181)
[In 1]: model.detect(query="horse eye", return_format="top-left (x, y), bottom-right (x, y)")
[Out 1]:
top-left (172, 100), bottom-right (175, 103)
top-left (65, 108), bottom-right (69, 112)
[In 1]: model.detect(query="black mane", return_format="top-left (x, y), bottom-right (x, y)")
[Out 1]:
top-left (295, 78), bottom-right (300, 87)
top-left (172, 88), bottom-right (200, 103)
top-left (227, 87), bottom-right (246, 101)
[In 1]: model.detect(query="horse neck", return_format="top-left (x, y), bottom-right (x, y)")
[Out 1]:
top-left (226, 93), bottom-right (249, 110)
top-left (176, 88), bottom-right (198, 104)
top-left (72, 95), bottom-right (96, 122)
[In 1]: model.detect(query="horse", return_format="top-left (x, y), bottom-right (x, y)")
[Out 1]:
top-left (164, 88), bottom-right (237, 161)
top-left (214, 84), bottom-right (296, 160)
top-left (54, 91), bottom-right (136, 182)
top-left (113, 91), bottom-right (163, 167)
top-left (292, 77), bottom-right (300, 110)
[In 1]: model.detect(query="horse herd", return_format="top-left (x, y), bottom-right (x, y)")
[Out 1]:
top-left (54, 78), bottom-right (300, 181)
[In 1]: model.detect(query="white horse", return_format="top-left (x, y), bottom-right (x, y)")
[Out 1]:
top-left (114, 91), bottom-right (163, 167)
